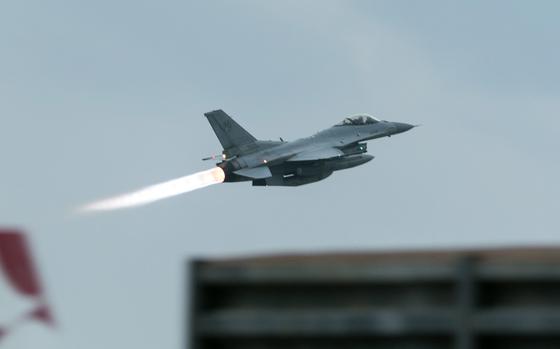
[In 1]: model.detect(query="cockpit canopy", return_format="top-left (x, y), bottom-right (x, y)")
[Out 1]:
top-left (335, 114), bottom-right (380, 126)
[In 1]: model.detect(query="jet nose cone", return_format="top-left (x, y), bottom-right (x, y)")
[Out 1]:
top-left (393, 122), bottom-right (415, 134)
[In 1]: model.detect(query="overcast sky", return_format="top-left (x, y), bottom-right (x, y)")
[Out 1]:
top-left (2, 1), bottom-right (560, 348)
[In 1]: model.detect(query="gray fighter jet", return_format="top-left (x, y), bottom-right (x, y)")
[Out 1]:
top-left (204, 110), bottom-right (415, 186)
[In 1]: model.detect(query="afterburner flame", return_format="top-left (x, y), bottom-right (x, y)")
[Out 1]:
top-left (78, 167), bottom-right (225, 212)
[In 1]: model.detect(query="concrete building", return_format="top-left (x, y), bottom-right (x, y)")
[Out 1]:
top-left (189, 248), bottom-right (560, 349)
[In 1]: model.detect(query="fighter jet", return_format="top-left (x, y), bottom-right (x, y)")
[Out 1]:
top-left (204, 110), bottom-right (415, 186)
top-left (77, 110), bottom-right (416, 212)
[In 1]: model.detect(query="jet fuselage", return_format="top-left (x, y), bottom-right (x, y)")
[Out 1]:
top-left (205, 111), bottom-right (414, 186)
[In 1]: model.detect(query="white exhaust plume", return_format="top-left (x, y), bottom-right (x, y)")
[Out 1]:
top-left (78, 167), bottom-right (225, 212)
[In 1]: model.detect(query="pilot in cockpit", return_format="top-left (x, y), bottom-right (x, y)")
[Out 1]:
top-left (335, 114), bottom-right (381, 126)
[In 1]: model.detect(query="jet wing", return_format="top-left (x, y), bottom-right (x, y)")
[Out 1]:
top-left (234, 166), bottom-right (272, 179)
top-left (287, 147), bottom-right (344, 162)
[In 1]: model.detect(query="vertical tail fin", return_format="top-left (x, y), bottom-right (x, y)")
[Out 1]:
top-left (204, 110), bottom-right (257, 152)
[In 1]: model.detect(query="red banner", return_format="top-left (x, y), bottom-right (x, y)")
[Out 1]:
top-left (0, 229), bottom-right (54, 340)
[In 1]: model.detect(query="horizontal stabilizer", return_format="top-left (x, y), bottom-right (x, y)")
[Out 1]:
top-left (234, 166), bottom-right (272, 179)
top-left (287, 148), bottom-right (344, 162)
